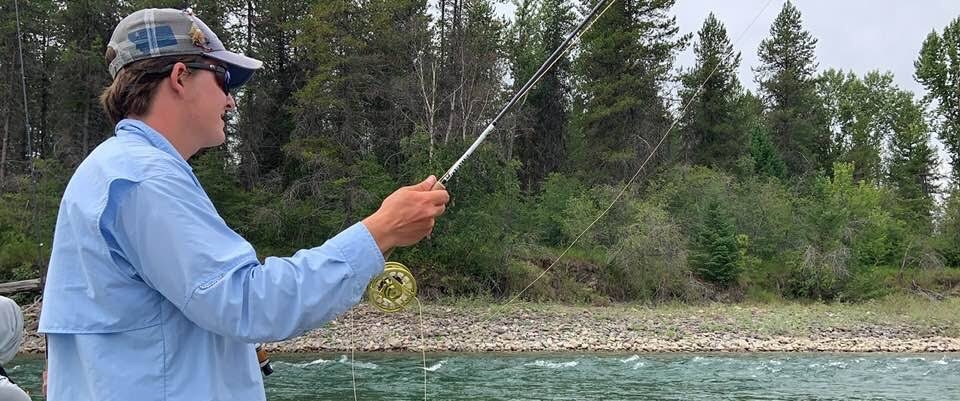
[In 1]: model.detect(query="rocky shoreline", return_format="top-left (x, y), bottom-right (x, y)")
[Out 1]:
top-left (19, 301), bottom-right (960, 354)
top-left (260, 303), bottom-right (960, 354)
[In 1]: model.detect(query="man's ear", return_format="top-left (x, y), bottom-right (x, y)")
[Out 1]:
top-left (168, 62), bottom-right (189, 95)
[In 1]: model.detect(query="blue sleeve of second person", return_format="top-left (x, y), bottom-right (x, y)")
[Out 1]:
top-left (111, 173), bottom-right (385, 343)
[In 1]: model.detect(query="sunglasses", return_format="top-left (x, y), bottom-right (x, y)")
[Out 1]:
top-left (156, 62), bottom-right (232, 95)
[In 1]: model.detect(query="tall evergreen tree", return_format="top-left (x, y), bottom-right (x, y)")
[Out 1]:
top-left (292, 0), bottom-right (432, 226)
top-left (0, 0), bottom-right (36, 185)
top-left (679, 13), bottom-right (742, 170)
top-left (363, 0), bottom-right (431, 175)
top-left (290, 0), bottom-right (372, 229)
top-left (50, 0), bottom-right (121, 166)
top-left (915, 17), bottom-right (960, 183)
top-left (755, 1), bottom-right (828, 177)
top-left (573, 0), bottom-right (687, 184)
top-left (510, 0), bottom-right (574, 191)
top-left (233, 0), bottom-right (311, 189)
top-left (886, 90), bottom-right (939, 231)
top-left (1, 0), bottom-right (61, 173)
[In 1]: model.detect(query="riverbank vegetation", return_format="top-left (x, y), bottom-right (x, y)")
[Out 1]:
top-left (1, 1), bottom-right (958, 305)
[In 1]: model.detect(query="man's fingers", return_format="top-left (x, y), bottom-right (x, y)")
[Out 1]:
top-left (424, 189), bottom-right (449, 205)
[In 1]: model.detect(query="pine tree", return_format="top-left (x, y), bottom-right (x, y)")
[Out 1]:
top-left (291, 0), bottom-right (372, 229)
top-left (233, 0), bottom-right (311, 188)
top-left (510, 0), bottom-right (574, 191)
top-left (50, 1), bottom-right (125, 165)
top-left (291, 0), bottom-right (432, 225)
top-left (691, 201), bottom-right (741, 287)
top-left (755, 1), bottom-right (828, 177)
top-left (0, 0), bottom-right (41, 184)
top-left (679, 13), bottom-right (743, 170)
top-left (886, 90), bottom-right (939, 231)
top-left (915, 17), bottom-right (960, 183)
top-left (361, 0), bottom-right (431, 175)
top-left (573, 0), bottom-right (687, 184)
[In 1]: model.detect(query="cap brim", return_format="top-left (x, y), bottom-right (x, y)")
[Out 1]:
top-left (205, 50), bottom-right (263, 89)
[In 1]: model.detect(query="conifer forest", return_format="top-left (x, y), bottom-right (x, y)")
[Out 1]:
top-left (1, 0), bottom-right (959, 303)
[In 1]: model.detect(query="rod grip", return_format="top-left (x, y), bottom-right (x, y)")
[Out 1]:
top-left (256, 344), bottom-right (273, 376)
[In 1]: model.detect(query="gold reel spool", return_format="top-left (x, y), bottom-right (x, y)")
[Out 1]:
top-left (366, 261), bottom-right (417, 313)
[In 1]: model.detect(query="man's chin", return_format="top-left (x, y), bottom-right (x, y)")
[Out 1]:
top-left (216, 127), bottom-right (227, 143)
top-left (203, 133), bottom-right (226, 149)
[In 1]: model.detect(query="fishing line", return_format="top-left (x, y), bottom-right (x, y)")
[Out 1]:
top-left (365, 0), bottom-right (617, 319)
top-left (352, 1), bottom-right (618, 398)
top-left (416, 297), bottom-right (427, 401)
top-left (350, 0), bottom-right (778, 398)
top-left (348, 294), bottom-right (428, 400)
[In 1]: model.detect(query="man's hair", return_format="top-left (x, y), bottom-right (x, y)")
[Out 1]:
top-left (99, 49), bottom-right (205, 125)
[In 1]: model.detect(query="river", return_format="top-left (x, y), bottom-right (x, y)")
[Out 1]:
top-left (8, 352), bottom-right (959, 400)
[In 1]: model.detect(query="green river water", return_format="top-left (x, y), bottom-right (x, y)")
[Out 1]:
top-left (8, 352), bottom-right (959, 400)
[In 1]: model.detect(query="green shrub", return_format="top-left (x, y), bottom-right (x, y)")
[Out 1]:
top-left (601, 202), bottom-right (696, 302)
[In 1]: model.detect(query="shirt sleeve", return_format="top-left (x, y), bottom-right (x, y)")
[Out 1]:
top-left (0, 378), bottom-right (31, 401)
top-left (111, 173), bottom-right (385, 343)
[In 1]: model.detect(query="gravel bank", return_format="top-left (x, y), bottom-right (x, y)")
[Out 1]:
top-left (19, 301), bottom-right (960, 354)
top-left (265, 303), bottom-right (960, 353)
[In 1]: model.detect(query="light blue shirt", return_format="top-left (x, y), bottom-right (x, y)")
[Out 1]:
top-left (39, 119), bottom-right (385, 401)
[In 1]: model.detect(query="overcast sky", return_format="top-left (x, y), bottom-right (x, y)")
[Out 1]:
top-left (494, 0), bottom-right (960, 180)
top-left (494, 0), bottom-right (960, 94)
top-left (676, 0), bottom-right (960, 182)
top-left (671, 0), bottom-right (960, 96)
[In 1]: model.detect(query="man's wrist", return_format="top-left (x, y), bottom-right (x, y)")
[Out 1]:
top-left (361, 215), bottom-right (394, 254)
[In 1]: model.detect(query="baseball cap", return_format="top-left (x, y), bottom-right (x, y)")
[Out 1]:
top-left (107, 8), bottom-right (263, 90)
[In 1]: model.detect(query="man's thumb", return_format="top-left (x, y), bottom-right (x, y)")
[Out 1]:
top-left (418, 175), bottom-right (438, 190)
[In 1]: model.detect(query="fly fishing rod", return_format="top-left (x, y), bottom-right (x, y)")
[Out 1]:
top-left (366, 0), bottom-right (618, 312)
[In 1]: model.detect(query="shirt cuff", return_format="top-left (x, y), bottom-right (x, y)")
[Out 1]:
top-left (329, 222), bottom-right (386, 285)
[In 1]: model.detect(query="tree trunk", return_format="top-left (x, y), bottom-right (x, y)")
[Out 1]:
top-left (0, 112), bottom-right (8, 194)
top-left (81, 101), bottom-right (90, 156)
top-left (416, 55), bottom-right (438, 158)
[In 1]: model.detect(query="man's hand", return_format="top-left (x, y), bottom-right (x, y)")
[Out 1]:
top-left (362, 175), bottom-right (449, 253)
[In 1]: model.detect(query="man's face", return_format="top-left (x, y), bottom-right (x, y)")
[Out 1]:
top-left (181, 61), bottom-right (235, 149)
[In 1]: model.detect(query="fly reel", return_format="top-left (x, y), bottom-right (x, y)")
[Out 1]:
top-left (366, 261), bottom-right (417, 313)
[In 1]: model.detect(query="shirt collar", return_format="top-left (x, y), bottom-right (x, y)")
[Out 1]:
top-left (115, 119), bottom-right (192, 169)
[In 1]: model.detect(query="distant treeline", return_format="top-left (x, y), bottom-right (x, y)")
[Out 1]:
top-left (0, 0), bottom-right (958, 303)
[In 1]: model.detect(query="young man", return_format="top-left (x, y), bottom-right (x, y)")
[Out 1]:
top-left (38, 8), bottom-right (449, 401)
